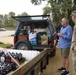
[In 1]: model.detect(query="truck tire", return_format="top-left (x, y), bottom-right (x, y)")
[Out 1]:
top-left (15, 40), bottom-right (33, 50)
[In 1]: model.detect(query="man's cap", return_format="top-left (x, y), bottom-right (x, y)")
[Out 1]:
top-left (71, 10), bottom-right (76, 16)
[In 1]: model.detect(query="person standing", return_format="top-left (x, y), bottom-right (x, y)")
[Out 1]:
top-left (57, 18), bottom-right (72, 75)
top-left (71, 10), bottom-right (76, 75)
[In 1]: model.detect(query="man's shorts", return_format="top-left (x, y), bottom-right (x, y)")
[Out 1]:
top-left (60, 48), bottom-right (70, 58)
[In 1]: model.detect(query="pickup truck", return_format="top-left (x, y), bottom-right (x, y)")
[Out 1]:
top-left (12, 15), bottom-right (56, 57)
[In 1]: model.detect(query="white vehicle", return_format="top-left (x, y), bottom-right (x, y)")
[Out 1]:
top-left (0, 28), bottom-right (6, 31)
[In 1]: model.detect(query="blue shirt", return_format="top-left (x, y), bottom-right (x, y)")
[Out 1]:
top-left (58, 25), bottom-right (72, 48)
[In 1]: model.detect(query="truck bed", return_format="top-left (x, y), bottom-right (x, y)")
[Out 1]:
top-left (6, 49), bottom-right (49, 75)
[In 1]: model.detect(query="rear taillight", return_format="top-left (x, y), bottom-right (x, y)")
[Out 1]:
top-left (51, 38), bottom-right (54, 44)
top-left (14, 38), bottom-right (17, 45)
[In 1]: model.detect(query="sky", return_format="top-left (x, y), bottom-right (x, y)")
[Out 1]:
top-left (0, 0), bottom-right (47, 15)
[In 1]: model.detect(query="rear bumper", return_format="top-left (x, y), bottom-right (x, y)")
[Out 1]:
top-left (32, 45), bottom-right (56, 50)
top-left (33, 45), bottom-right (56, 57)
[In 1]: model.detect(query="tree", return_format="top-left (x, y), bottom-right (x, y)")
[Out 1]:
top-left (31, 0), bottom-right (45, 5)
top-left (8, 12), bottom-right (16, 27)
top-left (31, 0), bottom-right (75, 27)
top-left (17, 12), bottom-right (28, 16)
top-left (0, 11), bottom-right (29, 28)
top-left (0, 14), bottom-right (3, 27)
top-left (4, 12), bottom-right (17, 27)
top-left (21, 12), bottom-right (28, 16)
top-left (4, 14), bottom-right (9, 27)
top-left (9, 12), bottom-right (15, 16)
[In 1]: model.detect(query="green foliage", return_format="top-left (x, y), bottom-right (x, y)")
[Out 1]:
top-left (21, 12), bottom-right (28, 16)
top-left (0, 11), bottom-right (28, 29)
top-left (31, 0), bottom-right (45, 5)
top-left (44, 0), bottom-right (73, 26)
top-left (18, 12), bottom-right (28, 16)
top-left (0, 14), bottom-right (4, 27)
top-left (43, 7), bottom-right (51, 15)
top-left (31, 0), bottom-right (76, 27)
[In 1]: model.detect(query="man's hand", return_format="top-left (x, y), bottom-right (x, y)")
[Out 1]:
top-left (57, 33), bottom-right (63, 37)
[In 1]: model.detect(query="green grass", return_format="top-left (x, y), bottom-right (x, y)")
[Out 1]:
top-left (5, 27), bottom-right (16, 30)
top-left (0, 43), bottom-right (12, 48)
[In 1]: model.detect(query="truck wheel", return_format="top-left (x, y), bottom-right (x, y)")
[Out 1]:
top-left (15, 40), bottom-right (33, 50)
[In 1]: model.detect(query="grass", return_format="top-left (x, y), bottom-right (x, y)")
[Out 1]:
top-left (0, 43), bottom-right (12, 48)
top-left (5, 27), bottom-right (16, 30)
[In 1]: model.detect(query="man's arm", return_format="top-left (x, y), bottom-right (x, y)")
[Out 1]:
top-left (57, 27), bottom-right (72, 40)
top-left (63, 28), bottom-right (72, 40)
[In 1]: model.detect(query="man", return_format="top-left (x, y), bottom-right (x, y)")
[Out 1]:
top-left (57, 18), bottom-right (72, 75)
top-left (71, 10), bottom-right (76, 75)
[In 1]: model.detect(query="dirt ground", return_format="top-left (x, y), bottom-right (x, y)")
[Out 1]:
top-left (40, 47), bottom-right (74, 75)
top-left (0, 31), bottom-right (14, 45)
top-left (0, 36), bottom-right (14, 44)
